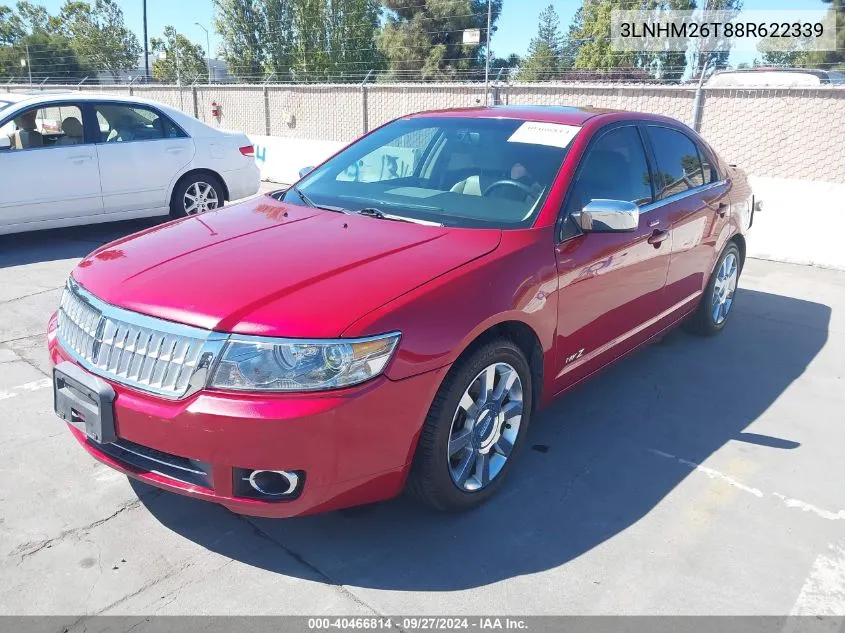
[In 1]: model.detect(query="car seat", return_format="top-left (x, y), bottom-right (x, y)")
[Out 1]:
top-left (57, 117), bottom-right (84, 145)
top-left (11, 113), bottom-right (43, 149)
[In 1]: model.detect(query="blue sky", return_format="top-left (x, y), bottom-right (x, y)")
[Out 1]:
top-left (35, 0), bottom-right (827, 62)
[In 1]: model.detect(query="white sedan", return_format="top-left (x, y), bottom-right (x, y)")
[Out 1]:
top-left (0, 92), bottom-right (260, 235)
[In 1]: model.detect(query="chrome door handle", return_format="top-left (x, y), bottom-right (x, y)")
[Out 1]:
top-left (165, 147), bottom-right (184, 154)
top-left (67, 155), bottom-right (92, 163)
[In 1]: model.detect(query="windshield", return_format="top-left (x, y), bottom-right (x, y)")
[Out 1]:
top-left (283, 117), bottom-right (577, 228)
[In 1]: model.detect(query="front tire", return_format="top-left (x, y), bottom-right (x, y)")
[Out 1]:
top-left (170, 173), bottom-right (225, 219)
top-left (407, 339), bottom-right (533, 512)
top-left (684, 242), bottom-right (741, 336)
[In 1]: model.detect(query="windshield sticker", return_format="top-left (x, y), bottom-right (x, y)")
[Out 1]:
top-left (508, 122), bottom-right (581, 149)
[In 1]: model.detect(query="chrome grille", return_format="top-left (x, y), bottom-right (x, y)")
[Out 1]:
top-left (57, 281), bottom-right (227, 399)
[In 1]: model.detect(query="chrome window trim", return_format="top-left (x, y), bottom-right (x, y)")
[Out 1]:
top-left (638, 179), bottom-right (727, 214)
top-left (58, 279), bottom-right (228, 400)
top-left (556, 179), bottom-right (728, 245)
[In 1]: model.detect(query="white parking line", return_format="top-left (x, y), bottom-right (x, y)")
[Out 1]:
top-left (648, 448), bottom-right (764, 497)
top-left (648, 448), bottom-right (844, 520)
top-left (774, 493), bottom-right (845, 522)
top-left (791, 543), bottom-right (845, 615)
top-left (0, 378), bottom-right (52, 401)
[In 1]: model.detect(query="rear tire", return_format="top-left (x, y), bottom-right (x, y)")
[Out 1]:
top-left (170, 173), bottom-right (225, 219)
top-left (407, 339), bottom-right (533, 512)
top-left (684, 242), bottom-right (742, 337)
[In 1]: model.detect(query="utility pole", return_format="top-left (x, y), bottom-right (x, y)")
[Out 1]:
top-left (484, 0), bottom-right (492, 106)
top-left (195, 22), bottom-right (212, 84)
top-left (142, 0), bottom-right (150, 82)
top-left (24, 43), bottom-right (32, 85)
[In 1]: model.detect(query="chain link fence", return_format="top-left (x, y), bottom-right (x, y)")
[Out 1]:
top-left (5, 81), bottom-right (845, 183)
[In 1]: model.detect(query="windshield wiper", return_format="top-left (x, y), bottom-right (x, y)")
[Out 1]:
top-left (357, 208), bottom-right (443, 227)
top-left (290, 186), bottom-right (352, 214)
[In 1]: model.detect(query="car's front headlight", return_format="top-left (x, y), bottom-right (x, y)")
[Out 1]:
top-left (208, 332), bottom-right (401, 392)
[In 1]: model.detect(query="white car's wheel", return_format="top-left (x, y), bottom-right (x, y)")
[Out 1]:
top-left (170, 174), bottom-right (225, 219)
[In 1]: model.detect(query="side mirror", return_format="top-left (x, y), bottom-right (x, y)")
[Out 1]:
top-left (0, 136), bottom-right (10, 151)
top-left (577, 199), bottom-right (639, 232)
top-left (298, 166), bottom-right (315, 179)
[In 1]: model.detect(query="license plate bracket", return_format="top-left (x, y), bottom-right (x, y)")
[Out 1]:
top-left (54, 361), bottom-right (116, 444)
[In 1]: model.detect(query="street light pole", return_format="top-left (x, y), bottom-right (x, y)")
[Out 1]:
top-left (25, 43), bottom-right (32, 85)
top-left (142, 0), bottom-right (150, 82)
top-left (484, 0), bottom-right (492, 106)
top-left (195, 22), bottom-right (212, 84)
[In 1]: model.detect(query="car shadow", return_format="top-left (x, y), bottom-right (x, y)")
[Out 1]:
top-left (0, 219), bottom-right (163, 268)
top-left (134, 287), bottom-right (830, 591)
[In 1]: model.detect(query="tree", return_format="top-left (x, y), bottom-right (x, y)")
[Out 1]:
top-left (760, 49), bottom-right (803, 68)
top-left (560, 6), bottom-right (583, 70)
top-left (688, 0), bottom-right (742, 80)
top-left (151, 26), bottom-right (208, 83)
top-left (518, 4), bottom-right (564, 80)
top-left (490, 52), bottom-right (521, 80)
top-left (0, 5), bottom-right (26, 46)
top-left (14, 1), bottom-right (48, 32)
top-left (325, 0), bottom-right (382, 80)
top-left (213, 0), bottom-right (265, 81)
top-left (0, 2), bottom-right (89, 81)
top-left (291, 0), bottom-right (329, 77)
top-left (565, 0), bottom-right (696, 82)
top-left (799, 0), bottom-right (844, 70)
top-left (56, 0), bottom-right (142, 81)
top-left (377, 0), bottom-right (503, 80)
top-left (264, 0), bottom-right (295, 77)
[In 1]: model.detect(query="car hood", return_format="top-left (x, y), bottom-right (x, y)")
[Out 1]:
top-left (72, 197), bottom-right (501, 338)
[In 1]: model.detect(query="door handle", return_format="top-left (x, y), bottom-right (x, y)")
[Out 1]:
top-left (165, 147), bottom-right (184, 154)
top-left (647, 229), bottom-right (669, 247)
top-left (67, 155), bottom-right (92, 163)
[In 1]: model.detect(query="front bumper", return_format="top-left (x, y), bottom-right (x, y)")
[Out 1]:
top-left (47, 314), bottom-right (447, 517)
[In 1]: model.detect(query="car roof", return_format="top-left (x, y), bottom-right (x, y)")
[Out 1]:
top-left (0, 92), bottom-right (33, 103)
top-left (406, 105), bottom-right (673, 127)
top-left (0, 91), bottom-right (175, 109)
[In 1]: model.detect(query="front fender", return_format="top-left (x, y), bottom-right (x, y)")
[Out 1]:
top-left (342, 228), bottom-right (559, 382)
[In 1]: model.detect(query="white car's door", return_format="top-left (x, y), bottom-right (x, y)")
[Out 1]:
top-left (0, 103), bottom-right (102, 230)
top-left (93, 102), bottom-right (194, 215)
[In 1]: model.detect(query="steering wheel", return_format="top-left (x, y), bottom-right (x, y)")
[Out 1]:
top-left (482, 179), bottom-right (535, 198)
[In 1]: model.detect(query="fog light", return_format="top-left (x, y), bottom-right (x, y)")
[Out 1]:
top-left (235, 468), bottom-right (303, 499)
top-left (249, 470), bottom-right (298, 495)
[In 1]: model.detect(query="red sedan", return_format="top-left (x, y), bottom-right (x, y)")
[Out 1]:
top-left (48, 106), bottom-right (754, 516)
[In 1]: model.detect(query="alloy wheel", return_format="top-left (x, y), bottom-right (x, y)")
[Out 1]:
top-left (712, 252), bottom-right (739, 325)
top-left (447, 362), bottom-right (523, 492)
top-left (183, 182), bottom-right (219, 215)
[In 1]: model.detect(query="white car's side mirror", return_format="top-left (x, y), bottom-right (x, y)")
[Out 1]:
top-left (0, 136), bottom-right (11, 151)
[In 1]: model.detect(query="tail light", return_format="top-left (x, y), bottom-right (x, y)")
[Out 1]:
top-left (239, 145), bottom-right (255, 157)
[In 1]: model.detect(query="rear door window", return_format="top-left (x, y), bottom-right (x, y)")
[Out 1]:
top-left (94, 104), bottom-right (185, 143)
